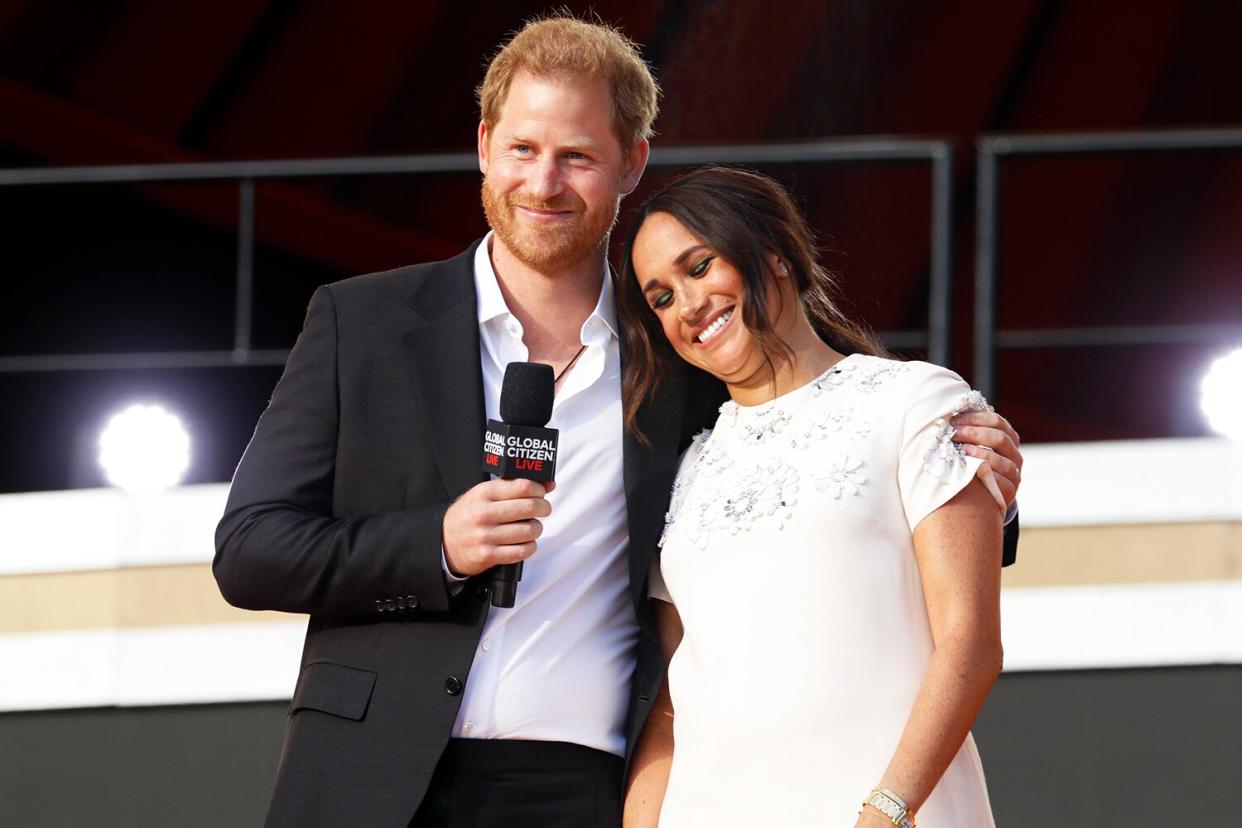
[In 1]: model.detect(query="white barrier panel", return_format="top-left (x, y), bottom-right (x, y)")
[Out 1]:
top-left (2, 582), bottom-right (1241, 711)
top-left (0, 621), bottom-right (305, 712)
top-left (0, 484), bottom-right (229, 575)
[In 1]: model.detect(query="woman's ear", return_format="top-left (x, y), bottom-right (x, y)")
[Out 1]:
top-left (769, 252), bottom-right (790, 279)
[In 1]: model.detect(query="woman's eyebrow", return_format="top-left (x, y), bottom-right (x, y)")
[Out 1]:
top-left (641, 244), bottom-right (711, 293)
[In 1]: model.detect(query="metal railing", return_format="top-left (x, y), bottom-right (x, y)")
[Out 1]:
top-left (974, 126), bottom-right (1242, 399)
top-left (0, 137), bottom-right (957, 374)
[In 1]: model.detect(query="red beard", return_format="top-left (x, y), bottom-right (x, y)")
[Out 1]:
top-left (481, 176), bottom-right (619, 272)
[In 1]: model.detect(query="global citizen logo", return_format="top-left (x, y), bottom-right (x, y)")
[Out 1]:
top-left (483, 428), bottom-right (557, 474)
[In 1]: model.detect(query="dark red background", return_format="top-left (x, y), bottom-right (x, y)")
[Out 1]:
top-left (2, 0), bottom-right (1240, 492)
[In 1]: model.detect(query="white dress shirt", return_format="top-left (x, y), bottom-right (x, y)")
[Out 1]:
top-left (450, 234), bottom-right (638, 756)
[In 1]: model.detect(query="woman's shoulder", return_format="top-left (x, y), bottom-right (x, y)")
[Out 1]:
top-left (840, 354), bottom-right (971, 396)
top-left (832, 356), bottom-right (990, 428)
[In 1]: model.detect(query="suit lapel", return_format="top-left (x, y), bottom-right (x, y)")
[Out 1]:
top-left (403, 241), bottom-right (488, 500)
top-left (622, 360), bottom-right (688, 615)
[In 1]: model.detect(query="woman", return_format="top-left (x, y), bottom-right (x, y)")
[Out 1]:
top-left (618, 167), bottom-right (1006, 827)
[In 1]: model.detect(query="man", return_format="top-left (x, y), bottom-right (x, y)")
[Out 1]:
top-left (214, 14), bottom-right (1023, 828)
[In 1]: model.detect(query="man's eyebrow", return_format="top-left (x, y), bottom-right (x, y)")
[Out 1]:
top-left (641, 245), bottom-right (710, 292)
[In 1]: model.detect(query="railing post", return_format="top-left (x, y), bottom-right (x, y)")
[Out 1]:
top-left (928, 142), bottom-right (954, 368)
top-left (974, 139), bottom-right (1002, 400)
top-left (233, 178), bottom-right (255, 363)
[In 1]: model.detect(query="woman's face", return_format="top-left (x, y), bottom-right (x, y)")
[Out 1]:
top-left (631, 211), bottom-right (779, 385)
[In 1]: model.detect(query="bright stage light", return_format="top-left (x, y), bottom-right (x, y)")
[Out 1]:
top-left (97, 404), bottom-right (191, 494)
top-left (1200, 348), bottom-right (1242, 442)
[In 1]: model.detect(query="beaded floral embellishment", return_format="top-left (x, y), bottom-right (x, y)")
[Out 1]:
top-left (855, 362), bottom-right (912, 393)
top-left (922, 390), bottom-right (995, 483)
top-left (740, 406), bottom-right (794, 445)
top-left (812, 453), bottom-right (867, 498)
top-left (809, 361), bottom-right (856, 395)
top-left (690, 461), bottom-right (801, 548)
top-left (660, 429), bottom-right (712, 547)
top-left (790, 405), bottom-right (871, 451)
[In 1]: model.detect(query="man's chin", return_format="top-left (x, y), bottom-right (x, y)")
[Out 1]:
top-left (507, 239), bottom-right (595, 272)
top-left (497, 223), bottom-right (598, 270)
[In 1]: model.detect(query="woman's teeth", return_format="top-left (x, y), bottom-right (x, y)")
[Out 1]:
top-left (697, 309), bottom-right (733, 343)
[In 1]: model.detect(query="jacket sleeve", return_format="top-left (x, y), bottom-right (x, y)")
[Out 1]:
top-left (213, 285), bottom-right (453, 618)
top-left (1001, 512), bottom-right (1019, 567)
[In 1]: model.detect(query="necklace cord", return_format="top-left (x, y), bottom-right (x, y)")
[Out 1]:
top-left (554, 343), bottom-right (589, 383)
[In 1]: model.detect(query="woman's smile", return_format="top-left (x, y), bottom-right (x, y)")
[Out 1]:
top-left (693, 307), bottom-right (735, 345)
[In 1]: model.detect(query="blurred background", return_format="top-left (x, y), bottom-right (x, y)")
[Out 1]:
top-left (1, 1), bottom-right (1240, 825)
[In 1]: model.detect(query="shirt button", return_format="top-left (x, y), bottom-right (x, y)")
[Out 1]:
top-left (463, 721), bottom-right (475, 732)
top-left (444, 676), bottom-right (463, 696)
top-left (481, 640), bottom-right (492, 652)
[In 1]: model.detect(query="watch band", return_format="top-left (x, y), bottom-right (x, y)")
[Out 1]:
top-left (865, 787), bottom-right (916, 828)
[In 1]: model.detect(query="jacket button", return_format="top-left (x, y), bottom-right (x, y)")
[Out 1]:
top-left (476, 585), bottom-right (489, 598)
top-left (396, 597), bottom-right (406, 610)
top-left (444, 676), bottom-right (463, 696)
top-left (385, 599), bottom-right (396, 611)
top-left (375, 600), bottom-right (385, 612)
top-left (407, 595), bottom-right (419, 609)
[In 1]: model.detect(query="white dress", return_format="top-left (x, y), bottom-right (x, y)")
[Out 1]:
top-left (650, 354), bottom-right (1005, 827)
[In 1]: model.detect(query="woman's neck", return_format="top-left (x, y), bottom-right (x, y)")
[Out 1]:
top-left (727, 332), bottom-right (845, 406)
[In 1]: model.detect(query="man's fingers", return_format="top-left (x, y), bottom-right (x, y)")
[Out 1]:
top-left (489, 518), bottom-right (543, 546)
top-left (953, 410), bottom-right (1020, 447)
top-left (963, 444), bottom-right (1020, 506)
top-left (492, 542), bottom-right (538, 564)
top-left (485, 478), bottom-right (552, 501)
top-left (952, 425), bottom-right (1021, 469)
top-left (490, 496), bottom-right (551, 524)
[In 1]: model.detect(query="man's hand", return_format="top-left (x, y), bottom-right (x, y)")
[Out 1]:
top-left (442, 478), bottom-right (554, 577)
top-left (951, 410), bottom-right (1023, 508)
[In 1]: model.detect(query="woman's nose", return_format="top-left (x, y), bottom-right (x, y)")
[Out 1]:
top-left (678, 285), bottom-right (709, 322)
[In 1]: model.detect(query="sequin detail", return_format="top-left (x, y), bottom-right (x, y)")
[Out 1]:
top-left (690, 461), bottom-right (801, 548)
top-left (922, 391), bottom-right (995, 482)
top-left (855, 362), bottom-right (911, 393)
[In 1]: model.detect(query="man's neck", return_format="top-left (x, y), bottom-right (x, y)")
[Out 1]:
top-left (488, 235), bottom-right (608, 362)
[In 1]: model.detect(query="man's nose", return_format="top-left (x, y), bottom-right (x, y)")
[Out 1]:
top-left (525, 156), bottom-right (564, 201)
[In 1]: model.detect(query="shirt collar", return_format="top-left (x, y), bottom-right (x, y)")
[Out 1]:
top-left (473, 231), bottom-right (619, 342)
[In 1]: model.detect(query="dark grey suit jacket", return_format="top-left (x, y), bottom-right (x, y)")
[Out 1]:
top-left (213, 240), bottom-right (723, 827)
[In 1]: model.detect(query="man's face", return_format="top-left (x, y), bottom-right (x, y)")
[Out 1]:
top-left (479, 71), bottom-right (648, 274)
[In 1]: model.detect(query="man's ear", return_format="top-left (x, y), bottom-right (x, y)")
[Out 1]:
top-left (478, 121), bottom-right (490, 175)
top-left (620, 137), bottom-right (650, 196)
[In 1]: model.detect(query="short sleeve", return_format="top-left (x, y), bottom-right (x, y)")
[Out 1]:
top-left (648, 430), bottom-right (712, 605)
top-left (897, 364), bottom-right (1006, 533)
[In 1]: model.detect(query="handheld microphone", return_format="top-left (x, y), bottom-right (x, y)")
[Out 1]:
top-left (481, 361), bottom-right (559, 608)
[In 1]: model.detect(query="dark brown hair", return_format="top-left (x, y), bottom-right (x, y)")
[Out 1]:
top-left (617, 166), bottom-right (886, 441)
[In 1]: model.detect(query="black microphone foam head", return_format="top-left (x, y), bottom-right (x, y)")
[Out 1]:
top-left (500, 361), bottom-right (554, 426)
